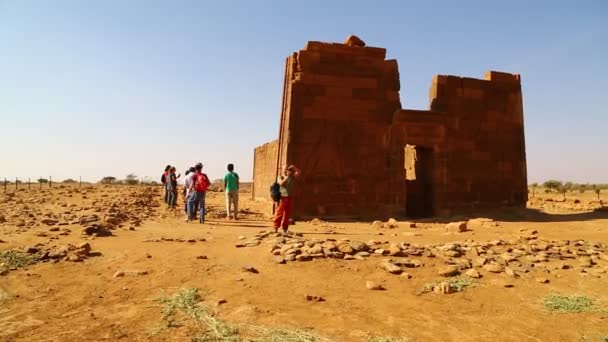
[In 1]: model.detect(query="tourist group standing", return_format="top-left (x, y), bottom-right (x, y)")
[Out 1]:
top-left (160, 162), bottom-right (300, 232)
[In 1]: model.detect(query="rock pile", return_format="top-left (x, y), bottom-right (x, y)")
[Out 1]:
top-left (244, 229), bottom-right (607, 282)
top-left (0, 242), bottom-right (99, 276)
top-left (0, 186), bottom-right (161, 236)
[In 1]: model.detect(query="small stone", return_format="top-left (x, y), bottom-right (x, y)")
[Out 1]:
top-left (68, 254), bottom-right (81, 262)
top-left (238, 236), bottom-right (246, 240)
top-left (483, 264), bottom-right (504, 273)
top-left (295, 254), bottom-right (312, 262)
top-left (49, 227), bottom-right (60, 232)
top-left (445, 221), bottom-right (467, 233)
top-left (465, 269), bottom-right (481, 278)
top-left (242, 265), bottom-right (259, 273)
top-left (216, 299), bottom-right (227, 305)
top-left (274, 256), bottom-right (286, 264)
top-left (196, 255), bottom-right (208, 260)
top-left (379, 261), bottom-right (403, 274)
top-left (113, 271), bottom-right (125, 278)
top-left (145, 253), bottom-right (152, 258)
top-left (77, 242), bottom-right (91, 253)
top-left (304, 294), bottom-right (325, 302)
top-left (438, 266), bottom-right (460, 277)
top-left (536, 277), bottom-right (550, 284)
top-left (399, 272), bottom-right (412, 279)
top-left (505, 267), bottom-right (517, 277)
top-left (337, 243), bottom-right (354, 254)
top-left (349, 241), bottom-right (369, 252)
top-left (365, 281), bottom-right (385, 290)
top-left (343, 255), bottom-right (355, 260)
top-left (503, 282), bottom-right (515, 288)
top-left (371, 220), bottom-right (384, 228)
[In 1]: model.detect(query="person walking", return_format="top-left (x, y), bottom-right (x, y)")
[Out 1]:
top-left (224, 163), bottom-right (240, 220)
top-left (273, 164), bottom-right (300, 233)
top-left (187, 163), bottom-right (211, 223)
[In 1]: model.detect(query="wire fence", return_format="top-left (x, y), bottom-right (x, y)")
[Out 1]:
top-left (1, 176), bottom-right (160, 192)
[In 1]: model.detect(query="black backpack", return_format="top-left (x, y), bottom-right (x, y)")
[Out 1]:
top-left (270, 182), bottom-right (281, 202)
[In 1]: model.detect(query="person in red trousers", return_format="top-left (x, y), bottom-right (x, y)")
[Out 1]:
top-left (273, 164), bottom-right (300, 233)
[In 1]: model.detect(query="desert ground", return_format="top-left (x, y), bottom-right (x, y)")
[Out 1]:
top-left (1, 183), bottom-right (607, 342)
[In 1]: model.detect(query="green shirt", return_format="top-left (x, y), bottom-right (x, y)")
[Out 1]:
top-left (224, 172), bottom-right (239, 192)
top-left (278, 175), bottom-right (294, 197)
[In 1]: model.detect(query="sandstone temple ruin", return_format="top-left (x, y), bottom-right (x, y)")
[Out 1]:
top-left (253, 36), bottom-right (527, 219)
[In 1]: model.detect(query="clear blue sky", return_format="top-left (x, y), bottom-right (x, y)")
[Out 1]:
top-left (0, 0), bottom-right (606, 183)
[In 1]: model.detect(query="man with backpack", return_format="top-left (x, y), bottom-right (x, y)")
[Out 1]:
top-left (187, 162), bottom-right (211, 223)
top-left (272, 164), bottom-right (300, 233)
top-left (224, 163), bottom-right (240, 220)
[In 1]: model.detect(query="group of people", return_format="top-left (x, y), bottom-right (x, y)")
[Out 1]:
top-left (160, 162), bottom-right (300, 233)
top-left (161, 162), bottom-right (240, 223)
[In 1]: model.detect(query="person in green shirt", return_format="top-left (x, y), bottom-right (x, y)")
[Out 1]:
top-left (224, 163), bottom-right (240, 220)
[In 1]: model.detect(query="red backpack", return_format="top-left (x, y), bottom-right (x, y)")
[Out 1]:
top-left (194, 172), bottom-right (210, 192)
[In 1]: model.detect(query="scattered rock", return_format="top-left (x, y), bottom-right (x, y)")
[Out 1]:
top-left (378, 260), bottom-right (402, 274)
top-left (365, 281), bottom-right (385, 290)
top-left (304, 294), bottom-right (325, 302)
top-left (242, 265), bottom-right (259, 274)
top-left (536, 277), bottom-right (550, 284)
top-left (349, 241), bottom-right (369, 252)
top-left (504, 267), bottom-right (517, 277)
top-left (445, 221), bottom-right (467, 233)
top-left (113, 270), bottom-right (148, 278)
top-left (216, 298), bottom-right (228, 305)
top-left (399, 272), bottom-right (412, 279)
top-left (438, 266), bottom-right (460, 277)
top-left (196, 255), bottom-right (208, 260)
top-left (483, 264), bottom-right (504, 273)
top-left (465, 269), bottom-right (481, 278)
top-left (371, 220), bottom-right (384, 228)
top-left (274, 256), bottom-right (286, 264)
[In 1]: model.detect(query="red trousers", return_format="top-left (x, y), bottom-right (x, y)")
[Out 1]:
top-left (273, 197), bottom-right (292, 230)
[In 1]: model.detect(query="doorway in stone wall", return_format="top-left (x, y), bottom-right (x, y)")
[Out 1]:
top-left (405, 145), bottom-right (434, 217)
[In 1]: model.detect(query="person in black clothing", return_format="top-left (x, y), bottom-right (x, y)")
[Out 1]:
top-left (161, 165), bottom-right (171, 204)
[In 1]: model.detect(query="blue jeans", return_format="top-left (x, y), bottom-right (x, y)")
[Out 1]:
top-left (167, 189), bottom-right (177, 207)
top-left (187, 191), bottom-right (206, 222)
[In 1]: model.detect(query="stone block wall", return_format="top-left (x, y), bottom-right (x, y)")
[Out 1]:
top-left (279, 41), bottom-right (402, 218)
top-left (429, 71), bottom-right (527, 213)
top-left (252, 140), bottom-right (278, 202)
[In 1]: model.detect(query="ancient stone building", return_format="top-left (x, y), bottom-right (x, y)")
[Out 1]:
top-left (253, 36), bottom-right (527, 219)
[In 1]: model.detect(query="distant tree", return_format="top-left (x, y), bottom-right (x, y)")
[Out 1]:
top-left (62, 178), bottom-right (77, 184)
top-left (595, 188), bottom-right (601, 201)
top-left (124, 174), bottom-right (139, 185)
top-left (530, 182), bottom-right (538, 198)
top-left (100, 176), bottom-right (116, 184)
top-left (557, 185), bottom-right (567, 201)
top-left (543, 180), bottom-right (562, 192)
top-left (563, 182), bottom-right (574, 192)
top-left (37, 178), bottom-right (49, 184)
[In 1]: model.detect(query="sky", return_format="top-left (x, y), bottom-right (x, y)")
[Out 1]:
top-left (0, 0), bottom-right (606, 183)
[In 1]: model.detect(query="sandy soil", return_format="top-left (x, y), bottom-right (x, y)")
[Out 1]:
top-left (1, 185), bottom-right (607, 342)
